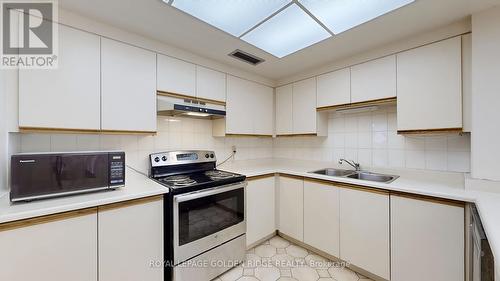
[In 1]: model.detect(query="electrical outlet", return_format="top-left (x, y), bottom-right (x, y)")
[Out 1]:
top-left (232, 145), bottom-right (237, 153)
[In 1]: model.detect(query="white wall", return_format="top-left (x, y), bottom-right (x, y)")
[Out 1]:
top-left (273, 106), bottom-right (471, 173)
top-left (13, 117), bottom-right (273, 175)
top-left (0, 71), bottom-right (7, 192)
top-left (471, 6), bottom-right (500, 181)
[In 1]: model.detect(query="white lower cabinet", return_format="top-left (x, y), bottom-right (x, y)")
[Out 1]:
top-left (246, 176), bottom-right (276, 247)
top-left (339, 188), bottom-right (390, 280)
top-left (98, 197), bottom-right (164, 281)
top-left (303, 180), bottom-right (340, 257)
top-left (278, 176), bottom-right (304, 241)
top-left (390, 195), bottom-right (464, 281)
top-left (0, 209), bottom-right (98, 281)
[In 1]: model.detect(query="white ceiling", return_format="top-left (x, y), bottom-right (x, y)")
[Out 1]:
top-left (59, 0), bottom-right (499, 81)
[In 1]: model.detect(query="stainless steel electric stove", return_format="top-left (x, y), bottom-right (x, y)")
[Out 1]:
top-left (149, 150), bottom-right (247, 281)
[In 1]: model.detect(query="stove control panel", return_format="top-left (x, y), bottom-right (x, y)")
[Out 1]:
top-left (150, 150), bottom-right (217, 167)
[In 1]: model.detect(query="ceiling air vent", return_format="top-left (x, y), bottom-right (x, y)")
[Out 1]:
top-left (229, 50), bottom-right (264, 66)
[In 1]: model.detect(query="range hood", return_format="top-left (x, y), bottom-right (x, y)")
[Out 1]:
top-left (157, 93), bottom-right (226, 119)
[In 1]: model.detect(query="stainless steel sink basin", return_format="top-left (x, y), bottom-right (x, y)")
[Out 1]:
top-left (310, 168), bottom-right (357, 177)
top-left (308, 169), bottom-right (399, 184)
top-left (346, 172), bottom-right (399, 183)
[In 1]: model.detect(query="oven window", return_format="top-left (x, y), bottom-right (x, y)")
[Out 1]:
top-left (178, 188), bottom-right (244, 246)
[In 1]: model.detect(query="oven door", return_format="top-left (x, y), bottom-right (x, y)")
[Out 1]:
top-left (173, 181), bottom-right (246, 265)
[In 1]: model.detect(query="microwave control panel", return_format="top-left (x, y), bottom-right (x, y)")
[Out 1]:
top-left (109, 152), bottom-right (125, 186)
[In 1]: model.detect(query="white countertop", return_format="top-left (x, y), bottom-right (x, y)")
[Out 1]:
top-left (0, 167), bottom-right (169, 224)
top-left (220, 158), bottom-right (500, 278)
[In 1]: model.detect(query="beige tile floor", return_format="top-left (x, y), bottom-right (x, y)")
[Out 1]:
top-left (212, 236), bottom-right (373, 281)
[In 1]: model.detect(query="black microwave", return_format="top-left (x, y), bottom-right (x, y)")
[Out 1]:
top-left (10, 151), bottom-right (125, 202)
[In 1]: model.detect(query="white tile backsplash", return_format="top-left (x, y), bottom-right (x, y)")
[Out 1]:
top-left (9, 107), bottom-right (472, 176)
top-left (273, 106), bottom-right (471, 173)
top-left (13, 117), bottom-right (274, 175)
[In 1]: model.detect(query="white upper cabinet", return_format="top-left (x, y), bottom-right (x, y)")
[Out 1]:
top-left (397, 37), bottom-right (462, 132)
top-left (391, 195), bottom-right (464, 281)
top-left (275, 78), bottom-right (327, 136)
top-left (157, 55), bottom-right (196, 96)
top-left (19, 25), bottom-right (101, 131)
top-left (253, 83), bottom-right (274, 135)
top-left (340, 188), bottom-right (390, 280)
top-left (303, 180), bottom-right (340, 257)
top-left (462, 34), bottom-right (472, 133)
top-left (196, 66), bottom-right (226, 102)
top-left (317, 68), bottom-right (351, 108)
top-left (101, 38), bottom-right (157, 132)
top-left (275, 84), bottom-right (293, 135)
top-left (224, 75), bottom-right (273, 136)
top-left (351, 55), bottom-right (396, 103)
top-left (293, 78), bottom-right (317, 134)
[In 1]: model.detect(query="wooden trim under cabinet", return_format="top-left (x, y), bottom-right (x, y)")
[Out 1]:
top-left (98, 195), bottom-right (163, 212)
top-left (247, 173), bottom-right (276, 181)
top-left (19, 127), bottom-right (101, 134)
top-left (316, 97), bottom-right (397, 112)
top-left (0, 207), bottom-right (98, 232)
top-left (390, 192), bottom-right (465, 208)
top-left (397, 128), bottom-right (463, 135)
top-left (276, 133), bottom-right (318, 137)
top-left (225, 134), bottom-right (273, 138)
top-left (100, 129), bottom-right (157, 135)
top-left (278, 173), bottom-right (304, 181)
top-left (303, 177), bottom-right (390, 196)
top-left (19, 127), bottom-right (157, 135)
top-left (157, 91), bottom-right (226, 106)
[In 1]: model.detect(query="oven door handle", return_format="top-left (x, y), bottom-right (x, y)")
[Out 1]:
top-left (174, 182), bottom-right (247, 203)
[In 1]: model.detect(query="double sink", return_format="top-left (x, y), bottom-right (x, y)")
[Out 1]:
top-left (310, 168), bottom-right (399, 184)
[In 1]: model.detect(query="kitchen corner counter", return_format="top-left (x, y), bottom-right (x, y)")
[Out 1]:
top-left (220, 158), bottom-right (500, 278)
top-left (0, 167), bottom-right (168, 224)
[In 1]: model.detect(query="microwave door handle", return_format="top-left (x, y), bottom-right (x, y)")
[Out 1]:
top-left (175, 182), bottom-right (246, 203)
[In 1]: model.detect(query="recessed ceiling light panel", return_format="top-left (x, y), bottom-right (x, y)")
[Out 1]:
top-left (241, 4), bottom-right (331, 58)
top-left (170, 0), bottom-right (291, 37)
top-left (299, 0), bottom-right (415, 34)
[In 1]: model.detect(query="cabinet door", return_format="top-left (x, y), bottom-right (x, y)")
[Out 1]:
top-left (340, 188), bottom-right (390, 280)
top-left (0, 210), bottom-right (97, 281)
top-left (462, 34), bottom-right (472, 133)
top-left (278, 176), bottom-right (303, 241)
top-left (391, 195), bottom-right (464, 281)
top-left (253, 83), bottom-right (274, 136)
top-left (317, 68), bottom-right (351, 108)
top-left (19, 25), bottom-right (100, 130)
top-left (101, 38), bottom-right (157, 132)
top-left (99, 197), bottom-right (163, 281)
top-left (246, 176), bottom-right (276, 247)
top-left (292, 78), bottom-right (317, 134)
top-left (196, 66), bottom-right (226, 102)
top-left (397, 37), bottom-right (462, 131)
top-left (351, 55), bottom-right (396, 103)
top-left (157, 55), bottom-right (196, 96)
top-left (276, 85), bottom-right (293, 135)
top-left (226, 75), bottom-right (254, 135)
top-left (304, 180), bottom-right (340, 257)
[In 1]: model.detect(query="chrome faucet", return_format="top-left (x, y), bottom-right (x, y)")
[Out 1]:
top-left (339, 159), bottom-right (361, 171)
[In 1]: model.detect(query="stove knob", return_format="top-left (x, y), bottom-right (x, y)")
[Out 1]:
top-left (154, 157), bottom-right (160, 163)
top-left (210, 154), bottom-right (215, 158)
top-left (162, 156), bottom-right (167, 161)
top-left (205, 154), bottom-right (210, 158)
